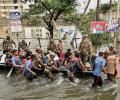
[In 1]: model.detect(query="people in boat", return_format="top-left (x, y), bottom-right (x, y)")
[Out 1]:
top-left (47, 52), bottom-right (59, 72)
top-left (34, 48), bottom-right (53, 79)
top-left (92, 52), bottom-right (106, 88)
top-left (11, 49), bottom-right (24, 77)
top-left (18, 40), bottom-right (27, 50)
top-left (56, 40), bottom-right (63, 57)
top-left (108, 46), bottom-right (115, 55)
top-left (65, 48), bottom-right (72, 59)
top-left (104, 50), bottom-right (120, 83)
top-left (79, 34), bottom-right (92, 66)
top-left (47, 40), bottom-right (57, 53)
top-left (23, 54), bottom-right (37, 81)
top-left (3, 35), bottom-right (16, 51)
top-left (0, 50), bottom-right (7, 63)
top-left (35, 48), bottom-right (43, 60)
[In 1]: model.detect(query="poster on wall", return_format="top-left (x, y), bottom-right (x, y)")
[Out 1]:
top-left (90, 21), bottom-right (107, 34)
top-left (9, 11), bottom-right (22, 33)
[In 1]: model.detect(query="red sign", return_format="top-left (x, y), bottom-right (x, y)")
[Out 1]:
top-left (90, 21), bottom-right (107, 34)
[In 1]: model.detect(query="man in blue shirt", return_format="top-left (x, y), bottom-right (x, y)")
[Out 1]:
top-left (92, 52), bottom-right (106, 87)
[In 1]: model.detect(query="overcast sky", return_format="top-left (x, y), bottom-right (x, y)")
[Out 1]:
top-left (77, 0), bottom-right (118, 13)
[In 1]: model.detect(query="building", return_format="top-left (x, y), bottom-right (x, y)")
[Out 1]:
top-left (0, 0), bottom-right (35, 38)
top-left (0, 0), bottom-right (34, 18)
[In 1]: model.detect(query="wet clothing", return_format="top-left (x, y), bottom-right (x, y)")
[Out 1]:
top-left (107, 74), bottom-right (116, 83)
top-left (3, 39), bottom-right (15, 51)
top-left (92, 75), bottom-right (103, 87)
top-left (23, 60), bottom-right (35, 80)
top-left (105, 55), bottom-right (119, 83)
top-left (93, 56), bottom-right (106, 77)
top-left (12, 56), bottom-right (23, 71)
top-left (92, 56), bottom-right (106, 87)
top-left (106, 55), bottom-right (119, 75)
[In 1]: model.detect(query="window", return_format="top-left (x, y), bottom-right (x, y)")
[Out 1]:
top-left (14, 6), bottom-right (18, 9)
top-left (13, 0), bottom-right (18, 3)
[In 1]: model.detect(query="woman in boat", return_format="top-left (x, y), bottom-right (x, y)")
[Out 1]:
top-left (23, 54), bottom-right (37, 80)
top-left (47, 52), bottom-right (59, 72)
top-left (11, 49), bottom-right (24, 77)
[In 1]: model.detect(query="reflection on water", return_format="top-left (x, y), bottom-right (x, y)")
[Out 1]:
top-left (0, 72), bottom-right (120, 100)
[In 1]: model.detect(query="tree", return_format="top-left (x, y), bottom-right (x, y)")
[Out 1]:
top-left (22, 0), bottom-right (77, 38)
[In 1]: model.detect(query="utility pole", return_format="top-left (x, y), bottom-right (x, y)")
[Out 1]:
top-left (108, 0), bottom-right (112, 47)
top-left (96, 0), bottom-right (100, 21)
top-left (116, 0), bottom-right (120, 42)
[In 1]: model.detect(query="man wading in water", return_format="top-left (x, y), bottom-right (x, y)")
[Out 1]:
top-left (104, 51), bottom-right (120, 83)
top-left (92, 52), bottom-right (106, 88)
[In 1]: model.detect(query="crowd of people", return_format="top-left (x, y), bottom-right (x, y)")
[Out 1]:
top-left (0, 35), bottom-right (120, 87)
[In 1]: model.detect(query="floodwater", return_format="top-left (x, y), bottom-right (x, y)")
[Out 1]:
top-left (0, 70), bottom-right (120, 100)
top-left (0, 44), bottom-right (120, 100)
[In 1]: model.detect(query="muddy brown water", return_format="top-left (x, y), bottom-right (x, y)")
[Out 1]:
top-left (0, 44), bottom-right (120, 100)
top-left (0, 70), bottom-right (120, 100)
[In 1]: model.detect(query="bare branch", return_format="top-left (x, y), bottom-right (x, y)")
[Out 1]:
top-left (54, 10), bottom-right (63, 21)
top-left (42, 2), bottom-right (54, 18)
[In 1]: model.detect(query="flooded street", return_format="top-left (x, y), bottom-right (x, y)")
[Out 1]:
top-left (0, 71), bottom-right (120, 100)
top-left (0, 43), bottom-right (120, 100)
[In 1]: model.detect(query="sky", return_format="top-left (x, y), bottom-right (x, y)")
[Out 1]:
top-left (77, 0), bottom-right (118, 13)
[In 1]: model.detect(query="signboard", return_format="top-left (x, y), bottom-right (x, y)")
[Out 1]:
top-left (9, 12), bottom-right (21, 20)
top-left (106, 23), bottom-right (118, 32)
top-left (10, 20), bottom-right (22, 33)
top-left (90, 21), bottom-right (107, 34)
top-left (9, 11), bottom-right (22, 33)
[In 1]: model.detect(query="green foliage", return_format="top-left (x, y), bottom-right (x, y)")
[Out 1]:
top-left (22, 0), bottom-right (77, 26)
top-left (89, 33), bottom-right (109, 46)
top-left (100, 3), bottom-right (118, 13)
top-left (81, 9), bottom-right (96, 34)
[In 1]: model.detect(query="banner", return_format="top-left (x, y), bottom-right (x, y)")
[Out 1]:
top-left (9, 11), bottom-right (22, 33)
top-left (90, 21), bottom-right (107, 34)
top-left (10, 20), bottom-right (22, 33)
top-left (106, 23), bottom-right (118, 32)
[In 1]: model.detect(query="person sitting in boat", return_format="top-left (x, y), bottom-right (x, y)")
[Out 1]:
top-left (103, 51), bottom-right (120, 83)
top-left (71, 51), bottom-right (85, 72)
top-left (23, 54), bottom-right (37, 81)
top-left (47, 40), bottom-right (57, 53)
top-left (65, 48), bottom-right (72, 59)
top-left (56, 40), bottom-right (63, 57)
top-left (25, 49), bottom-right (32, 60)
top-left (0, 50), bottom-right (7, 63)
top-left (11, 49), bottom-right (24, 77)
top-left (63, 53), bottom-right (75, 78)
top-left (34, 55), bottom-right (53, 81)
top-left (92, 52), bottom-right (106, 88)
top-left (47, 52), bottom-right (59, 72)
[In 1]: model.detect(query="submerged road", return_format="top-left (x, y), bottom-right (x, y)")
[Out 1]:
top-left (0, 71), bottom-right (120, 100)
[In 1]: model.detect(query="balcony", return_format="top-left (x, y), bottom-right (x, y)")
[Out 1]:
top-left (0, 3), bottom-right (19, 7)
top-left (0, 9), bottom-right (20, 12)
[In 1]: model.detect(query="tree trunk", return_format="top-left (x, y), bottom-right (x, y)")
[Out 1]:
top-left (71, 0), bottom-right (91, 48)
top-left (48, 23), bottom-right (54, 39)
